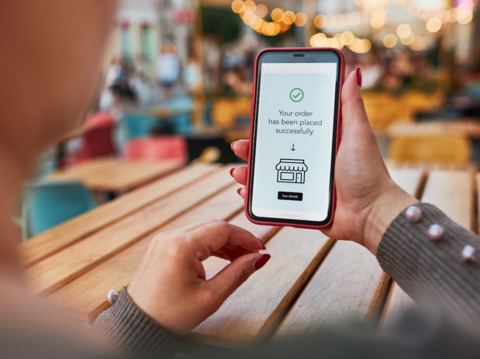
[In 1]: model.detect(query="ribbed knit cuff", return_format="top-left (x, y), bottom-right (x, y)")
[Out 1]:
top-left (94, 288), bottom-right (182, 359)
top-left (378, 203), bottom-right (480, 330)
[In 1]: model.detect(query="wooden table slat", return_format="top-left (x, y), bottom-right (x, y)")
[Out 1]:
top-left (50, 183), bottom-right (245, 321)
top-left (49, 158), bottom-right (183, 192)
top-left (388, 168), bottom-right (425, 198)
top-left (195, 227), bottom-right (334, 342)
top-left (20, 164), bottom-right (218, 266)
top-left (276, 240), bottom-right (388, 335)
top-left (421, 170), bottom-right (473, 230)
top-left (25, 166), bottom-right (235, 295)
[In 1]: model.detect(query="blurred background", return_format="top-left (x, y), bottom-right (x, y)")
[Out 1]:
top-left (23, 0), bottom-right (480, 238)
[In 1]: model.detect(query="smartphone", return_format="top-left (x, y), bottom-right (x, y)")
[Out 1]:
top-left (246, 48), bottom-right (344, 229)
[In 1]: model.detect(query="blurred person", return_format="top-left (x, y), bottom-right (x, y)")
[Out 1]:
top-left (222, 65), bottom-right (252, 96)
top-left (183, 56), bottom-right (202, 93)
top-left (1, 2), bottom-right (480, 359)
top-left (156, 42), bottom-right (181, 98)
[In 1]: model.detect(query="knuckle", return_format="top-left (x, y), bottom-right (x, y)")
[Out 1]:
top-left (211, 220), bottom-right (230, 232)
top-left (162, 236), bottom-right (185, 259)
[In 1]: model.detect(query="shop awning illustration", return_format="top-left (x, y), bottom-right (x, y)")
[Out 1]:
top-left (276, 159), bottom-right (308, 184)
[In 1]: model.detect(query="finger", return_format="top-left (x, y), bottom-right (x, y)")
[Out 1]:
top-left (341, 70), bottom-right (369, 130)
top-left (214, 245), bottom-right (258, 262)
top-left (189, 221), bottom-right (263, 260)
top-left (237, 187), bottom-right (246, 199)
top-left (206, 253), bottom-right (271, 304)
top-left (231, 140), bottom-right (249, 161)
top-left (230, 166), bottom-right (248, 186)
top-left (213, 248), bottom-right (247, 261)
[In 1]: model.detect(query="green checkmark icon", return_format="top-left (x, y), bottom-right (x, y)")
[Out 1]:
top-left (290, 88), bottom-right (304, 102)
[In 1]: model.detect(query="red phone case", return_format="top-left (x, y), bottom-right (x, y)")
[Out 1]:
top-left (245, 47), bottom-right (345, 229)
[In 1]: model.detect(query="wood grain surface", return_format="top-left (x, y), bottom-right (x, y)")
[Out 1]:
top-left (49, 158), bottom-right (183, 192)
top-left (20, 164), bottom-right (218, 266)
top-left (25, 166), bottom-right (235, 295)
top-left (421, 170), bottom-right (474, 230)
top-left (21, 164), bottom-right (475, 346)
top-left (50, 183), bottom-right (244, 321)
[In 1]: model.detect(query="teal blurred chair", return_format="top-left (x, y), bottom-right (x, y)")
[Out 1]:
top-left (123, 113), bottom-right (158, 139)
top-left (22, 180), bottom-right (97, 240)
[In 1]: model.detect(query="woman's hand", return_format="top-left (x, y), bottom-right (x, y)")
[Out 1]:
top-left (231, 70), bottom-right (417, 255)
top-left (127, 220), bottom-right (270, 336)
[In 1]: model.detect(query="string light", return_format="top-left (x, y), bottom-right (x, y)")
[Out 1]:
top-left (310, 31), bottom-right (371, 54)
top-left (426, 17), bottom-right (442, 32)
top-left (295, 13), bottom-right (308, 27)
top-left (370, 9), bottom-right (387, 29)
top-left (383, 33), bottom-right (398, 48)
top-left (401, 32), bottom-right (416, 45)
top-left (231, 0), bottom-right (477, 51)
top-left (410, 36), bottom-right (427, 51)
top-left (394, 0), bottom-right (477, 25)
top-left (232, 1), bottom-right (309, 37)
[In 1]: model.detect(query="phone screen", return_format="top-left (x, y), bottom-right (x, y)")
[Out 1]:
top-left (248, 50), bottom-right (342, 226)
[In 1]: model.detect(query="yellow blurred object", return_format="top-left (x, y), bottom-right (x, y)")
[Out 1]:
top-left (212, 97), bottom-right (251, 129)
top-left (388, 135), bottom-right (471, 164)
top-left (191, 146), bottom-right (222, 164)
top-left (363, 91), bottom-right (444, 130)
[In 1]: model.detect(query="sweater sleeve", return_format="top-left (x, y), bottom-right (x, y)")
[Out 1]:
top-left (377, 203), bottom-right (480, 331)
top-left (94, 288), bottom-right (183, 359)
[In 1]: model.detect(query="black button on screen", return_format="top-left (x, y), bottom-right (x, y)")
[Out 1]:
top-left (278, 192), bottom-right (303, 201)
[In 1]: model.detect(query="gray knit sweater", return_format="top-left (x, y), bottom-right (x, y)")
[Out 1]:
top-left (94, 203), bottom-right (480, 358)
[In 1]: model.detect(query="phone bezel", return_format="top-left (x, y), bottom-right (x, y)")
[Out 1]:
top-left (246, 48), bottom-right (344, 229)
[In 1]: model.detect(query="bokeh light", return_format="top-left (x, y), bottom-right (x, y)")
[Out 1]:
top-left (397, 24), bottom-right (412, 39)
top-left (295, 12), bottom-right (308, 27)
top-left (426, 17), bottom-right (442, 32)
top-left (383, 33), bottom-right (398, 48)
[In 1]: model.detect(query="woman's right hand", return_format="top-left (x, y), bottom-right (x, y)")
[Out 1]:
top-left (231, 69), bottom-right (417, 255)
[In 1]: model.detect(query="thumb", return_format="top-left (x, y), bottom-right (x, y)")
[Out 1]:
top-left (207, 253), bottom-right (271, 305)
top-left (341, 68), bottom-right (369, 129)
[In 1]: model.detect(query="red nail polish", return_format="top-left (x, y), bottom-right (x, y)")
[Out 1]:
top-left (355, 67), bottom-right (362, 87)
top-left (254, 254), bottom-right (271, 270)
top-left (237, 188), bottom-right (242, 196)
top-left (230, 168), bottom-right (235, 177)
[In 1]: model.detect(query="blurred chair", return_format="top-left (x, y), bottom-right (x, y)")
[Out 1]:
top-left (124, 136), bottom-right (187, 164)
top-left (22, 181), bottom-right (97, 239)
top-left (122, 113), bottom-right (158, 139)
top-left (79, 112), bottom-right (117, 159)
top-left (212, 97), bottom-right (251, 129)
top-left (388, 135), bottom-right (471, 164)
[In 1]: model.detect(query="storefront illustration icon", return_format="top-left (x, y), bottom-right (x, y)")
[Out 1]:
top-left (276, 159), bottom-right (308, 184)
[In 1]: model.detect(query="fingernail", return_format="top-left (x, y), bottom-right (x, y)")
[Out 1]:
top-left (230, 168), bottom-right (235, 177)
top-left (230, 141), bottom-right (236, 150)
top-left (257, 238), bottom-right (266, 250)
top-left (355, 67), bottom-right (362, 87)
top-left (237, 188), bottom-right (242, 196)
top-left (253, 254), bottom-right (271, 270)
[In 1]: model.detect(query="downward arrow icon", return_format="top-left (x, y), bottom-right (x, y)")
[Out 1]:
top-left (291, 143), bottom-right (295, 151)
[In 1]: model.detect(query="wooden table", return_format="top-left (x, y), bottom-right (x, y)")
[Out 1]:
top-left (20, 163), bottom-right (478, 345)
top-left (49, 158), bottom-right (183, 193)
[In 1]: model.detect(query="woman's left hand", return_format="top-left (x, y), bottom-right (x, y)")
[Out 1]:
top-left (127, 220), bottom-right (269, 335)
